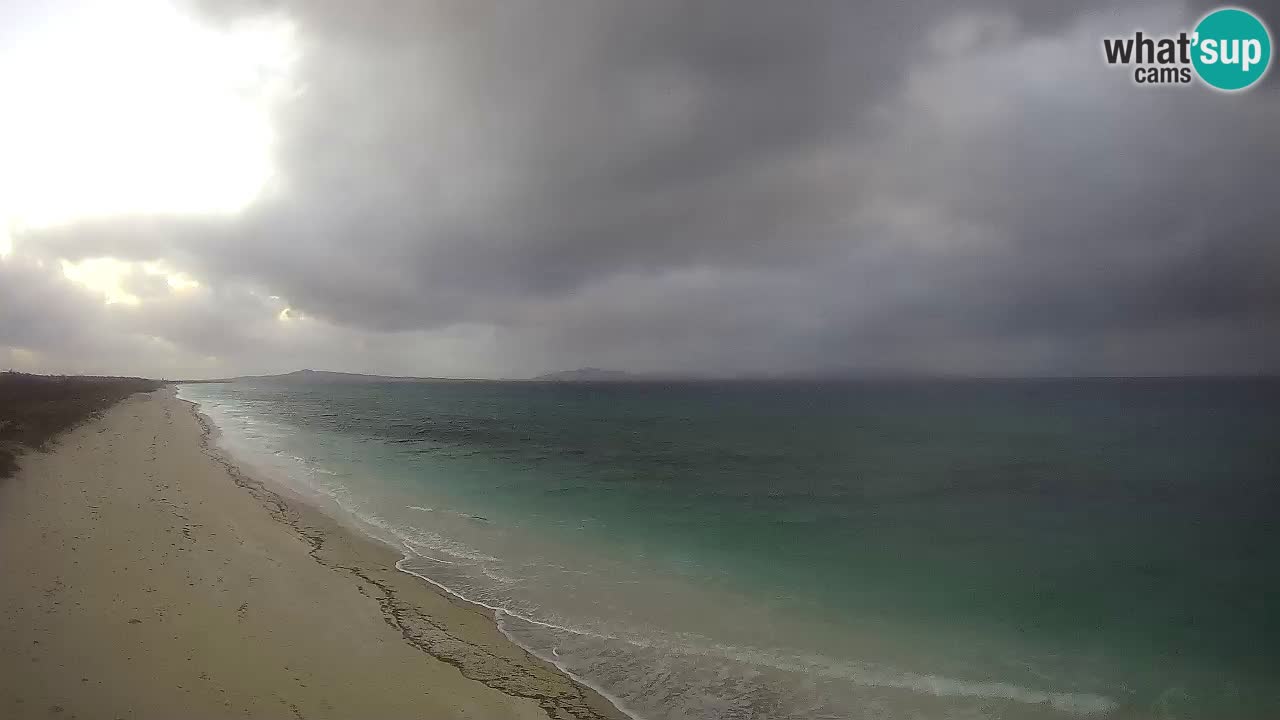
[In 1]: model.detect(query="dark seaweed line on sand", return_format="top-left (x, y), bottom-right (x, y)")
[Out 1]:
top-left (179, 395), bottom-right (621, 720)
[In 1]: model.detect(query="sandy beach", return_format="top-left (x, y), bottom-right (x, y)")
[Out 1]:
top-left (0, 388), bottom-right (627, 720)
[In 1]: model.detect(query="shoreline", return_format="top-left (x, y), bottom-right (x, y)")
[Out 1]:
top-left (0, 388), bottom-right (627, 720)
top-left (178, 384), bottom-right (1127, 720)
top-left (178, 390), bottom-right (636, 720)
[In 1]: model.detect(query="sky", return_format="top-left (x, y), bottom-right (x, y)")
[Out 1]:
top-left (1, 0), bottom-right (1278, 379)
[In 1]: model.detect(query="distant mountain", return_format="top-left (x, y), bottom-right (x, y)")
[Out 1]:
top-left (180, 369), bottom-right (468, 384)
top-left (266, 369), bottom-right (433, 383)
top-left (531, 368), bottom-right (638, 382)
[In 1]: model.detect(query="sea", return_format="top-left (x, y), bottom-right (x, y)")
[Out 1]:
top-left (176, 378), bottom-right (1280, 720)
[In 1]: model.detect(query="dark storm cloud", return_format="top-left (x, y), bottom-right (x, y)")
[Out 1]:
top-left (5, 0), bottom-right (1279, 376)
top-left (185, 2), bottom-right (924, 304)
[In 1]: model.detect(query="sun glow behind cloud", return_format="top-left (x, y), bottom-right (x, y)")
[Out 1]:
top-left (0, 0), bottom-right (296, 235)
top-left (60, 256), bottom-right (201, 305)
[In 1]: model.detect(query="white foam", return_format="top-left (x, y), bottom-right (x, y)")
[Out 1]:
top-left (495, 609), bottom-right (648, 720)
top-left (391, 552), bottom-right (646, 720)
top-left (394, 544), bottom-right (1118, 718)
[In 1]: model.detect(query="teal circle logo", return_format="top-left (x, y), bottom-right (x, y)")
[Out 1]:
top-left (1192, 8), bottom-right (1272, 91)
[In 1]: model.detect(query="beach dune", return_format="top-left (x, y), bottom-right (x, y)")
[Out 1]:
top-left (0, 388), bottom-right (626, 720)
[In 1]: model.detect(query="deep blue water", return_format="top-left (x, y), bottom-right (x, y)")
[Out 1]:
top-left (179, 378), bottom-right (1280, 719)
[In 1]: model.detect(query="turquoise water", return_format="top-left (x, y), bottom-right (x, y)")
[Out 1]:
top-left (177, 379), bottom-right (1280, 719)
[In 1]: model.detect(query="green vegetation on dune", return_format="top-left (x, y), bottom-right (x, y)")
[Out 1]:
top-left (0, 372), bottom-right (164, 477)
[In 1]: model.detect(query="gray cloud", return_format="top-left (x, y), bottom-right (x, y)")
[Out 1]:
top-left (3, 0), bottom-right (1278, 377)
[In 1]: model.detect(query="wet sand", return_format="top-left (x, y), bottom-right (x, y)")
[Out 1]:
top-left (0, 388), bottom-right (627, 720)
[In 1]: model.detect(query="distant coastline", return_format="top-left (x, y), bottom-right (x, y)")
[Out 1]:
top-left (174, 367), bottom-right (1280, 385)
top-left (177, 368), bottom-right (482, 384)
